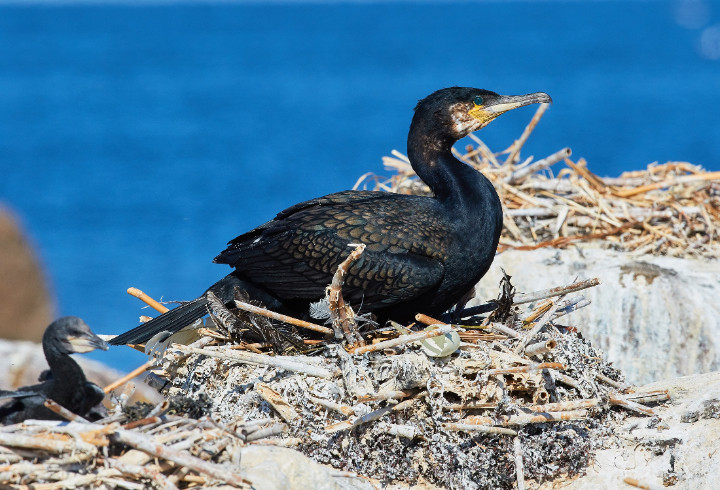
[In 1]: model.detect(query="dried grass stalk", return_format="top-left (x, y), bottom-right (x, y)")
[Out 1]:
top-left (172, 344), bottom-right (337, 379)
top-left (514, 436), bottom-right (526, 490)
top-left (111, 429), bottom-right (251, 487)
top-left (351, 324), bottom-right (454, 355)
top-left (463, 409), bottom-right (589, 427)
top-left (233, 299), bottom-right (332, 335)
top-left (127, 287), bottom-right (170, 314)
top-left (255, 382), bottom-right (299, 423)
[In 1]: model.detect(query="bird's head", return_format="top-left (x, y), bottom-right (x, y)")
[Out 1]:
top-left (44, 316), bottom-right (109, 354)
top-left (414, 87), bottom-right (552, 142)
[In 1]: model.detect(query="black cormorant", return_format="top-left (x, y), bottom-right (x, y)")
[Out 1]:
top-left (110, 87), bottom-right (551, 346)
top-left (0, 316), bottom-right (109, 424)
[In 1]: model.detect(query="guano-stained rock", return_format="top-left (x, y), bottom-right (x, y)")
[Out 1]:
top-left (476, 247), bottom-right (720, 385)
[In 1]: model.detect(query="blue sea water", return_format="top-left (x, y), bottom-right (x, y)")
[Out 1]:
top-left (1, 1), bottom-right (719, 372)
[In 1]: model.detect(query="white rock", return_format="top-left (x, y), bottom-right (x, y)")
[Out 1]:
top-left (475, 247), bottom-right (720, 384)
top-left (238, 445), bottom-right (374, 490)
top-left (540, 371), bottom-right (720, 489)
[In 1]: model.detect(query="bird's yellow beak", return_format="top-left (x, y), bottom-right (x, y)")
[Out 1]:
top-left (469, 92), bottom-right (552, 125)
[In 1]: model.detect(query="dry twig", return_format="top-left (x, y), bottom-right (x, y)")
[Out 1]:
top-left (233, 299), bottom-right (332, 335)
top-left (328, 243), bottom-right (367, 346)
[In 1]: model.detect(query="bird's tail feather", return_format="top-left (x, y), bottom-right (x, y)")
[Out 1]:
top-left (109, 297), bottom-right (210, 345)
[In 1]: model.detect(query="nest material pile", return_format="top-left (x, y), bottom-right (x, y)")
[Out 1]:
top-left (0, 275), bottom-right (671, 489)
top-left (141, 274), bottom-right (668, 489)
top-left (358, 104), bottom-right (720, 258)
top-left (1, 106), bottom-right (696, 489)
top-left (0, 402), bottom-right (256, 488)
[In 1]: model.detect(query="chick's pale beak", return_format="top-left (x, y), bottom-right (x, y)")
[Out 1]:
top-left (67, 334), bottom-right (110, 353)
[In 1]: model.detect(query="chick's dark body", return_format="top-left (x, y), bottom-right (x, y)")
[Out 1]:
top-left (0, 357), bottom-right (105, 424)
top-left (0, 317), bottom-right (108, 424)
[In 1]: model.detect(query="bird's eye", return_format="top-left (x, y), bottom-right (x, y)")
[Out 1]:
top-left (473, 96), bottom-right (484, 106)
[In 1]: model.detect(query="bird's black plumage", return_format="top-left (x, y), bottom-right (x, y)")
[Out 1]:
top-left (0, 316), bottom-right (109, 424)
top-left (111, 87), bottom-right (551, 346)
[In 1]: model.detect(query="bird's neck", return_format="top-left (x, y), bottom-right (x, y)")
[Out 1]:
top-left (407, 126), bottom-right (490, 208)
top-left (44, 345), bottom-right (86, 383)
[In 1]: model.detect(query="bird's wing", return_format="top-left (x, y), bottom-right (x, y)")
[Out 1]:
top-left (0, 385), bottom-right (45, 400)
top-left (215, 190), bottom-right (390, 248)
top-left (0, 388), bottom-right (45, 423)
top-left (82, 383), bottom-right (107, 411)
top-left (214, 191), bottom-right (449, 310)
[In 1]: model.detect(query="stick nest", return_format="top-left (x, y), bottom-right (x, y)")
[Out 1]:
top-left (147, 273), bottom-right (674, 489)
top-left (0, 273), bottom-right (671, 489)
top-left (0, 107), bottom-right (688, 488)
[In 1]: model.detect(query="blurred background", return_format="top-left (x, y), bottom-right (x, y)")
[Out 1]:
top-left (1, 0), bottom-right (719, 372)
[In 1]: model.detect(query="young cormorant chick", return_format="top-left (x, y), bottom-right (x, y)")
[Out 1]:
top-left (0, 316), bottom-right (109, 424)
top-left (111, 87), bottom-right (551, 346)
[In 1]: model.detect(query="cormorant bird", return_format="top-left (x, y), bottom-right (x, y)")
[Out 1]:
top-left (111, 87), bottom-right (551, 346)
top-left (0, 316), bottom-right (109, 424)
